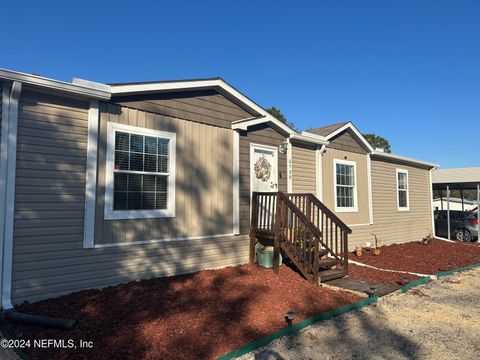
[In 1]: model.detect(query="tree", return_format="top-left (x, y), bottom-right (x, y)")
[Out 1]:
top-left (362, 133), bottom-right (391, 153)
top-left (265, 107), bottom-right (296, 130)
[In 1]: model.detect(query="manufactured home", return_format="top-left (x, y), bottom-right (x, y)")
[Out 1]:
top-left (0, 69), bottom-right (437, 306)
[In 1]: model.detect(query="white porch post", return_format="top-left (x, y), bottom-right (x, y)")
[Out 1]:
top-left (446, 185), bottom-right (451, 240)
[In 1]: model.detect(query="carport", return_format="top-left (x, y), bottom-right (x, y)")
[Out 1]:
top-left (432, 168), bottom-right (480, 240)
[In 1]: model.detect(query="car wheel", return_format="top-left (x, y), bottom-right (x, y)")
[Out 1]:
top-left (455, 230), bottom-right (471, 242)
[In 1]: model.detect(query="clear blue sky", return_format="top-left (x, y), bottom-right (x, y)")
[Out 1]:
top-left (2, 1), bottom-right (479, 168)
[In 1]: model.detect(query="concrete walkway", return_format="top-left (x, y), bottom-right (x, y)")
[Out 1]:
top-left (240, 267), bottom-right (480, 360)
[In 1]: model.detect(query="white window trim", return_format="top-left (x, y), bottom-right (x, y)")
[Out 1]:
top-left (396, 168), bottom-right (410, 211)
top-left (104, 122), bottom-right (176, 220)
top-left (333, 159), bottom-right (358, 213)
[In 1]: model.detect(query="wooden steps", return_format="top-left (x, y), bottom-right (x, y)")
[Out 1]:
top-left (250, 192), bottom-right (351, 286)
top-left (317, 258), bottom-right (339, 268)
top-left (319, 269), bottom-right (348, 282)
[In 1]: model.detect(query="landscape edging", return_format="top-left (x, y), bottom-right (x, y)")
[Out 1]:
top-left (216, 296), bottom-right (378, 360)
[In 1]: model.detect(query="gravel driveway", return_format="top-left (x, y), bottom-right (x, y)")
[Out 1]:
top-left (240, 267), bottom-right (480, 360)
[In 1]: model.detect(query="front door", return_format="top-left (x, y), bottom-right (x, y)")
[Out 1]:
top-left (250, 144), bottom-right (279, 230)
top-left (250, 144), bottom-right (279, 193)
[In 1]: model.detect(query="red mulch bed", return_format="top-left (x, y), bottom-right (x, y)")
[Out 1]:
top-left (348, 264), bottom-right (421, 287)
top-left (3, 265), bottom-right (360, 360)
top-left (351, 239), bottom-right (480, 274)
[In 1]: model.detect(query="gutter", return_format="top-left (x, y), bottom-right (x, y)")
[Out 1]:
top-left (0, 68), bottom-right (111, 100)
top-left (1, 81), bottom-right (22, 310)
top-left (371, 150), bottom-right (438, 168)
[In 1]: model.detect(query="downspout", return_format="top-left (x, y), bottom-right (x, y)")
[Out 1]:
top-left (316, 145), bottom-right (326, 201)
top-left (429, 167), bottom-right (437, 238)
top-left (1, 81), bottom-right (22, 310)
top-left (0, 84), bottom-right (11, 307)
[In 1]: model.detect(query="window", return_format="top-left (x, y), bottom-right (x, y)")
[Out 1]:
top-left (104, 123), bottom-right (176, 220)
top-left (396, 169), bottom-right (409, 211)
top-left (334, 159), bottom-right (357, 212)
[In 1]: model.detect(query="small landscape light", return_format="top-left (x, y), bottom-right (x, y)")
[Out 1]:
top-left (286, 310), bottom-right (295, 326)
top-left (366, 287), bottom-right (376, 298)
top-left (402, 277), bottom-right (408, 286)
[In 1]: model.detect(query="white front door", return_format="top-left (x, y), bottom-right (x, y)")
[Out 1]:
top-left (250, 144), bottom-right (278, 193)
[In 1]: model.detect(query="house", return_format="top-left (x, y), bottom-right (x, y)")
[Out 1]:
top-left (433, 198), bottom-right (478, 212)
top-left (0, 68), bottom-right (437, 306)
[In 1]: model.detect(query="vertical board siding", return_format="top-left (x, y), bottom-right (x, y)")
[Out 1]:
top-left (291, 143), bottom-right (317, 193)
top-left (322, 148), bottom-right (370, 225)
top-left (11, 90), bottom-right (249, 304)
top-left (348, 159), bottom-right (433, 249)
top-left (95, 103), bottom-right (234, 244)
top-left (239, 124), bottom-right (288, 234)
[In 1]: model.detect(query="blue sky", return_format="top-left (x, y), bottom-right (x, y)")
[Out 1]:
top-left (2, 1), bottom-right (479, 168)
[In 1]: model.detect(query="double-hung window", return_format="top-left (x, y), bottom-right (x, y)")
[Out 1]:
top-left (396, 169), bottom-right (409, 211)
top-left (334, 159), bottom-right (358, 212)
top-left (104, 122), bottom-right (176, 220)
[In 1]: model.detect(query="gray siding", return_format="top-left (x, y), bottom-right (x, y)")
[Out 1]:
top-left (349, 158), bottom-right (433, 249)
top-left (11, 90), bottom-right (249, 304)
top-left (112, 89), bottom-right (253, 129)
top-left (95, 103), bottom-right (234, 245)
top-left (291, 143), bottom-right (317, 194)
top-left (239, 124), bottom-right (288, 234)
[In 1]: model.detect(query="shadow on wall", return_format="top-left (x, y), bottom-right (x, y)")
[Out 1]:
top-left (12, 94), bottom-right (248, 304)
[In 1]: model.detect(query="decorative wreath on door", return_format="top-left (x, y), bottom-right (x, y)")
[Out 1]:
top-left (254, 155), bottom-right (271, 182)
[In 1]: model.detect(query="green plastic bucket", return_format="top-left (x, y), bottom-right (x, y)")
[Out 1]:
top-left (256, 247), bottom-right (282, 268)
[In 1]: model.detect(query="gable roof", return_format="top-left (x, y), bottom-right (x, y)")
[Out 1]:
top-left (109, 78), bottom-right (299, 136)
top-left (308, 122), bottom-right (349, 137)
top-left (307, 121), bottom-right (375, 153)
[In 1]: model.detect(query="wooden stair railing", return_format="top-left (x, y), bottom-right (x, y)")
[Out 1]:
top-left (288, 193), bottom-right (352, 274)
top-left (250, 191), bottom-right (352, 284)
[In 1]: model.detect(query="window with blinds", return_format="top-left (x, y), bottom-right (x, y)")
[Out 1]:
top-left (105, 123), bottom-right (176, 220)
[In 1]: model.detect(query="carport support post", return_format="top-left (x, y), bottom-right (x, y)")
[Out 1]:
top-left (447, 185), bottom-right (450, 240)
top-left (477, 184), bottom-right (479, 231)
top-left (461, 189), bottom-right (464, 211)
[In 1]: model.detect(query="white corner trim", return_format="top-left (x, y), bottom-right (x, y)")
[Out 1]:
top-left (333, 158), bottom-right (358, 213)
top-left (367, 154), bottom-right (374, 224)
top-left (287, 139), bottom-right (293, 193)
top-left (104, 122), bottom-right (177, 220)
top-left (0, 84), bottom-right (10, 308)
top-left (93, 233), bottom-right (236, 248)
top-left (233, 131), bottom-right (240, 234)
top-left (1, 81), bottom-right (22, 310)
top-left (325, 122), bottom-right (375, 153)
top-left (0, 68), bottom-right (110, 100)
top-left (396, 168), bottom-right (410, 211)
top-left (83, 100), bottom-right (100, 248)
top-left (429, 167), bottom-right (437, 235)
top-left (316, 145), bottom-right (326, 201)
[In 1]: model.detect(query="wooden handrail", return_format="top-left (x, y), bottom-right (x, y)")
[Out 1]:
top-left (307, 194), bottom-right (352, 234)
top-left (251, 191), bottom-right (350, 283)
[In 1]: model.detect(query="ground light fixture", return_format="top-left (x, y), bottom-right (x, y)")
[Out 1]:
top-left (286, 311), bottom-right (295, 326)
top-left (366, 287), bottom-right (376, 298)
top-left (402, 277), bottom-right (409, 286)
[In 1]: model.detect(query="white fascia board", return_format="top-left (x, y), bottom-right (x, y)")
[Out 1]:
top-left (111, 79), bottom-right (297, 136)
top-left (290, 133), bottom-right (329, 146)
top-left (372, 151), bottom-right (438, 168)
top-left (325, 122), bottom-right (375, 153)
top-left (0, 68), bottom-right (111, 100)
